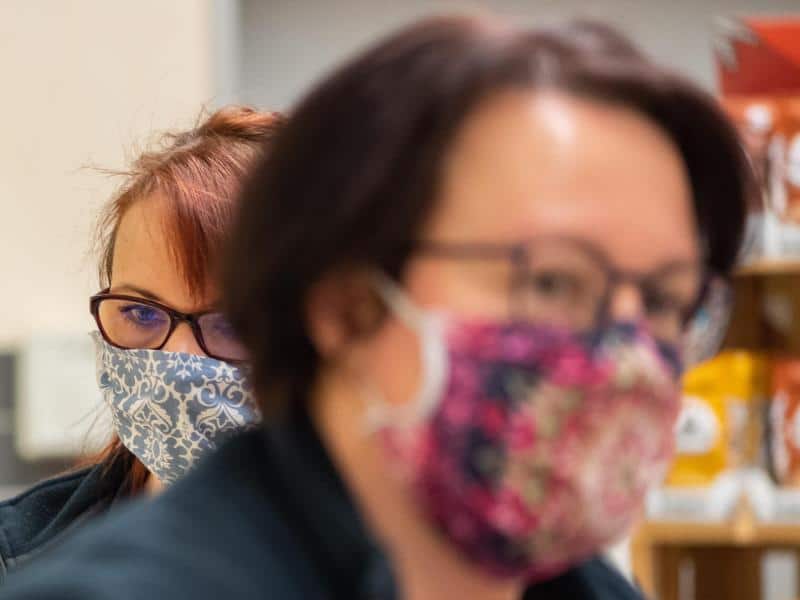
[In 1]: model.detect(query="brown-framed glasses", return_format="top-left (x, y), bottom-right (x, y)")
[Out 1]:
top-left (416, 236), bottom-right (731, 365)
top-left (90, 290), bottom-right (247, 362)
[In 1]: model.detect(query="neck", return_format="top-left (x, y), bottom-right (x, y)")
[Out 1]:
top-left (144, 473), bottom-right (163, 495)
top-left (310, 369), bottom-right (523, 600)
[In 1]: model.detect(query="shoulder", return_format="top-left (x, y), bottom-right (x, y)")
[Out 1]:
top-left (1, 432), bottom-right (327, 600)
top-left (0, 467), bottom-right (101, 581)
top-left (525, 557), bottom-right (644, 600)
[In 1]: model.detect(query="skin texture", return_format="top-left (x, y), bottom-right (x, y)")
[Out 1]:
top-left (308, 91), bottom-right (697, 600)
top-left (108, 193), bottom-right (217, 493)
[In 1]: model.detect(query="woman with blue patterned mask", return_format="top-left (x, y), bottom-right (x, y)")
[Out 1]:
top-left (0, 106), bottom-right (283, 583)
top-left (87, 107), bottom-right (285, 492)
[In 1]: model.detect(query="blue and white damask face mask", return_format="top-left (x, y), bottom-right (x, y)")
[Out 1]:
top-left (91, 332), bottom-right (261, 484)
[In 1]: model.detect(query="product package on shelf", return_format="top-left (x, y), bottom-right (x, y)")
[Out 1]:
top-left (738, 356), bottom-right (800, 521)
top-left (715, 17), bottom-right (800, 260)
top-left (647, 352), bottom-right (768, 521)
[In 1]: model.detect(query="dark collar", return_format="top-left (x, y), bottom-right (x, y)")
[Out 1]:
top-left (262, 408), bottom-right (395, 600)
top-left (0, 462), bottom-right (123, 581)
top-left (260, 409), bottom-right (642, 600)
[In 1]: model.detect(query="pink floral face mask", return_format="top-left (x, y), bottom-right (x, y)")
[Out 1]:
top-left (367, 276), bottom-right (682, 582)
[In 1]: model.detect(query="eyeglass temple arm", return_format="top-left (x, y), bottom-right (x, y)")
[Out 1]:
top-left (416, 240), bottom-right (523, 261)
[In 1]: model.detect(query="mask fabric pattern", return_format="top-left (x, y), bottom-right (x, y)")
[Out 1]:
top-left (370, 283), bottom-right (682, 582)
top-left (92, 332), bottom-right (260, 484)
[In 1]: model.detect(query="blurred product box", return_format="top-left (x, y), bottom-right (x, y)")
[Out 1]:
top-left (715, 17), bottom-right (800, 259)
top-left (729, 356), bottom-right (800, 522)
top-left (668, 352), bottom-right (768, 487)
top-left (647, 352), bottom-right (768, 521)
top-left (768, 357), bottom-right (800, 486)
top-left (646, 352), bottom-right (800, 523)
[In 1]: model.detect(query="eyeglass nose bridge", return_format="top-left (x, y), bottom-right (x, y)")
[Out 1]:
top-left (596, 270), bottom-right (652, 327)
top-left (158, 310), bottom-right (208, 353)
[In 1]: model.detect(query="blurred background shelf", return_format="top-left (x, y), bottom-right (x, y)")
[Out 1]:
top-left (736, 260), bottom-right (800, 278)
top-left (632, 506), bottom-right (800, 600)
top-left (723, 261), bottom-right (800, 354)
top-left (636, 514), bottom-right (800, 548)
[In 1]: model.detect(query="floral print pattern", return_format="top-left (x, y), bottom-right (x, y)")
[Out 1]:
top-left (378, 321), bottom-right (681, 581)
top-left (92, 332), bottom-right (260, 484)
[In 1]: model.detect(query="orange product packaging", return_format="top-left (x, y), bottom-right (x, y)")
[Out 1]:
top-left (769, 358), bottom-right (800, 486)
top-left (716, 17), bottom-right (800, 254)
top-left (721, 96), bottom-right (778, 208)
top-left (779, 98), bottom-right (800, 223)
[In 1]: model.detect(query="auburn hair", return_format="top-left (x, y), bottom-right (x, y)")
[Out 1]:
top-left (87, 105), bottom-right (284, 497)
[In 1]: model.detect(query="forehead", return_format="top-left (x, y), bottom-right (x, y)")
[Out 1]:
top-left (426, 91), bottom-right (698, 271)
top-left (110, 194), bottom-right (214, 311)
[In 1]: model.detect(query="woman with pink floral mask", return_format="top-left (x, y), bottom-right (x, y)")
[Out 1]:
top-left (1, 16), bottom-right (749, 600)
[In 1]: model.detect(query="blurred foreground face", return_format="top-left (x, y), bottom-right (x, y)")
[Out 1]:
top-left (311, 88), bottom-right (697, 585)
top-left (359, 90), bottom-right (696, 413)
top-left (219, 15), bottom-right (745, 597)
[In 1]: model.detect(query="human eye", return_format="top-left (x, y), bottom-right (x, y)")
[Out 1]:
top-left (642, 287), bottom-right (685, 321)
top-left (526, 269), bottom-right (584, 302)
top-left (119, 303), bottom-right (168, 329)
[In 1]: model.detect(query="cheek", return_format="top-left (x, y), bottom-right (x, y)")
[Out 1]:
top-left (361, 318), bottom-right (424, 408)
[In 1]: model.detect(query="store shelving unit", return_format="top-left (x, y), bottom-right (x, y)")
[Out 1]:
top-left (632, 502), bottom-right (800, 600)
top-left (735, 260), bottom-right (800, 277)
top-left (723, 260), bottom-right (800, 351)
top-left (632, 261), bottom-right (800, 600)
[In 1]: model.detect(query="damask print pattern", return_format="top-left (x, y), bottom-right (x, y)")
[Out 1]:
top-left (92, 332), bottom-right (260, 484)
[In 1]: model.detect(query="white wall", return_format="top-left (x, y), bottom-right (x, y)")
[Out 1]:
top-left (239, 0), bottom-right (800, 110)
top-left (0, 0), bottom-right (215, 350)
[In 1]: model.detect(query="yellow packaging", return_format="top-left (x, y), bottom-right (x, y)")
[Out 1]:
top-left (666, 352), bottom-right (767, 487)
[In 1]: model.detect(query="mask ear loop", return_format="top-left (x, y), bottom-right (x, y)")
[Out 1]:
top-left (364, 272), bottom-right (449, 432)
top-left (90, 330), bottom-right (113, 389)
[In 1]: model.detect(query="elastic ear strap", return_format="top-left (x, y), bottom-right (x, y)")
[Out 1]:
top-left (90, 330), bottom-right (111, 385)
top-left (372, 271), bottom-right (426, 330)
top-left (415, 316), bottom-right (448, 420)
top-left (367, 272), bottom-right (449, 429)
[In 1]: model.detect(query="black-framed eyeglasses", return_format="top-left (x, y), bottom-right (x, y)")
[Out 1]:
top-left (416, 236), bottom-right (731, 365)
top-left (90, 290), bottom-right (247, 362)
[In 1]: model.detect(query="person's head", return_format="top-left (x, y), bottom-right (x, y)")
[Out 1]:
top-left (223, 15), bottom-right (749, 584)
top-left (90, 106), bottom-right (284, 495)
top-left (225, 17), bottom-right (748, 414)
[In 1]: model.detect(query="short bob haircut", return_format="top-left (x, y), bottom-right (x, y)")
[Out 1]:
top-left (222, 16), bottom-right (752, 414)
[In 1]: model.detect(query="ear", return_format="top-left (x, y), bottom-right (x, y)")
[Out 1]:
top-left (305, 269), bottom-right (386, 360)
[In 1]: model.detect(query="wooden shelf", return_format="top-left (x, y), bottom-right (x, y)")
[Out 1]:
top-left (723, 262), bottom-right (800, 352)
top-left (636, 516), bottom-right (800, 547)
top-left (736, 259), bottom-right (800, 277)
top-left (632, 504), bottom-right (800, 600)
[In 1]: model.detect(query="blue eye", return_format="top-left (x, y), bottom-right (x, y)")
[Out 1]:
top-left (120, 304), bottom-right (168, 329)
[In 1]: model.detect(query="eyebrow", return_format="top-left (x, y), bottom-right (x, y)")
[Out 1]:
top-left (109, 284), bottom-right (165, 303)
top-left (108, 284), bottom-right (219, 313)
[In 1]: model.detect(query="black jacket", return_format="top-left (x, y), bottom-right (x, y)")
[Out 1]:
top-left (0, 412), bottom-right (644, 599)
top-left (0, 460), bottom-right (129, 585)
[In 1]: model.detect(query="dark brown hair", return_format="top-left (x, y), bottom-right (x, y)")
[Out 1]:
top-left (88, 106), bottom-right (284, 496)
top-left (222, 16), bottom-right (752, 416)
